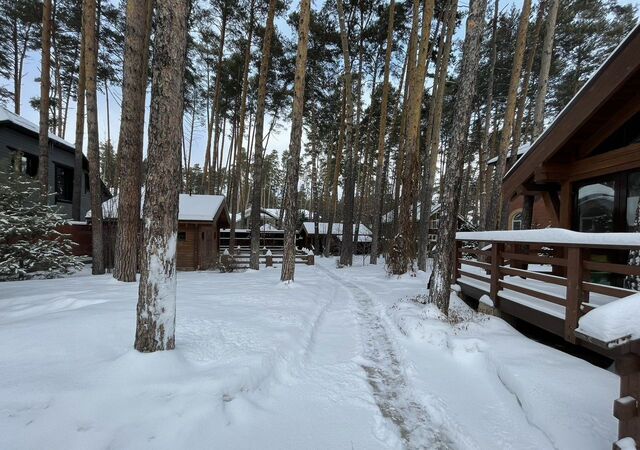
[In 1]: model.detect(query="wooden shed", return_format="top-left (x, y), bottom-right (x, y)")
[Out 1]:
top-left (89, 193), bottom-right (229, 271)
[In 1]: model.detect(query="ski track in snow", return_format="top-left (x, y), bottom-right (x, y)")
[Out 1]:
top-left (321, 266), bottom-right (456, 450)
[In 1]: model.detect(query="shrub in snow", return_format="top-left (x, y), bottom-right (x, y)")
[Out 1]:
top-left (0, 169), bottom-right (83, 281)
top-left (624, 198), bottom-right (640, 291)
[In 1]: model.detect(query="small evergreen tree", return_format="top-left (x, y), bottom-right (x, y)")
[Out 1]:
top-left (0, 168), bottom-right (83, 280)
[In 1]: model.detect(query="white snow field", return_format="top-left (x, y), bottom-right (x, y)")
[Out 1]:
top-left (0, 259), bottom-right (619, 449)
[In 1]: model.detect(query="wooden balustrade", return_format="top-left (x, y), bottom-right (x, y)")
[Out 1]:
top-left (456, 234), bottom-right (640, 447)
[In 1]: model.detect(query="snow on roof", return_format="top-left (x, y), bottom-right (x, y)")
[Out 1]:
top-left (87, 193), bottom-right (225, 221)
top-left (457, 228), bottom-right (640, 247)
top-left (301, 222), bottom-right (372, 236)
top-left (0, 107), bottom-right (75, 150)
top-left (487, 144), bottom-right (531, 165)
top-left (505, 22), bottom-right (640, 179)
top-left (577, 293), bottom-right (640, 343)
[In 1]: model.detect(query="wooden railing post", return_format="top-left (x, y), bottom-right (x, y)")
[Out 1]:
top-left (614, 349), bottom-right (640, 448)
top-left (490, 243), bottom-right (504, 308)
top-left (265, 250), bottom-right (273, 267)
top-left (454, 240), bottom-right (462, 281)
top-left (307, 254), bottom-right (314, 266)
top-left (564, 246), bottom-right (583, 343)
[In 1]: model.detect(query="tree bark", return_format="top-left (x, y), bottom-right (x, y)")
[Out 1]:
top-left (229, 0), bottom-right (255, 253)
top-left (478, 0), bottom-right (499, 230)
top-left (113, 0), bottom-right (153, 282)
top-left (38, 0), bottom-right (52, 201)
top-left (418, 0), bottom-right (457, 271)
top-left (486, 0), bottom-right (531, 230)
top-left (83, 0), bottom-right (104, 274)
top-left (72, 29), bottom-right (86, 221)
top-left (428, 0), bottom-right (487, 314)
top-left (280, 0), bottom-right (311, 282)
top-left (135, 0), bottom-right (188, 353)
top-left (533, 0), bottom-right (559, 138)
top-left (397, 0), bottom-right (435, 272)
top-left (249, 0), bottom-right (277, 270)
top-left (369, 0), bottom-right (395, 265)
top-left (337, 0), bottom-right (356, 267)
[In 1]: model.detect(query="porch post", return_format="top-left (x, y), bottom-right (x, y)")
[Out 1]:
top-left (564, 246), bottom-right (583, 343)
top-left (613, 348), bottom-right (640, 448)
top-left (490, 242), bottom-right (505, 308)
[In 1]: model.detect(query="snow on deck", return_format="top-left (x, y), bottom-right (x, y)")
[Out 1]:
top-left (457, 228), bottom-right (640, 247)
top-left (577, 293), bottom-right (640, 343)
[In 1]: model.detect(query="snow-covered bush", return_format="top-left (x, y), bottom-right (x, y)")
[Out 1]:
top-left (0, 169), bottom-right (83, 281)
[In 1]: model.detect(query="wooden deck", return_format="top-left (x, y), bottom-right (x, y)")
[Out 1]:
top-left (455, 232), bottom-right (640, 446)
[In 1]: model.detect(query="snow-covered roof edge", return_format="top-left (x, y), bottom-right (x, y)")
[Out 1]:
top-left (0, 107), bottom-right (75, 150)
top-left (457, 228), bottom-right (640, 247)
top-left (505, 22), bottom-right (640, 180)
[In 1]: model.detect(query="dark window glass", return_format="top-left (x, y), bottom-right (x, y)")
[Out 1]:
top-left (627, 172), bottom-right (640, 231)
top-left (85, 173), bottom-right (90, 193)
top-left (576, 181), bottom-right (615, 232)
top-left (511, 212), bottom-right (523, 231)
top-left (9, 149), bottom-right (38, 177)
top-left (54, 164), bottom-right (74, 203)
top-left (177, 231), bottom-right (186, 241)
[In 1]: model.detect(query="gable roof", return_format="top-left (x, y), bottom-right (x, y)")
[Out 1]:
top-left (300, 222), bottom-right (372, 236)
top-left (87, 193), bottom-right (227, 222)
top-left (0, 107), bottom-right (75, 151)
top-left (503, 22), bottom-right (640, 195)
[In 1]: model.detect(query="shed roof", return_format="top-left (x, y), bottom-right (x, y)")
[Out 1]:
top-left (87, 193), bottom-right (227, 222)
top-left (301, 222), bottom-right (372, 236)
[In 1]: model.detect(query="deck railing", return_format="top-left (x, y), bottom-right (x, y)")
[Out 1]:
top-left (455, 233), bottom-right (640, 343)
top-left (455, 230), bottom-right (640, 447)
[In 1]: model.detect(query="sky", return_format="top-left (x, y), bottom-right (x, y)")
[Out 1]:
top-left (3, 0), bottom-right (640, 174)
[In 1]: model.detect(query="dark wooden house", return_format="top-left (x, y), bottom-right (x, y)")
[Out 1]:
top-left (0, 107), bottom-right (109, 219)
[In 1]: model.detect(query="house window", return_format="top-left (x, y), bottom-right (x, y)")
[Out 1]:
top-left (9, 149), bottom-right (38, 177)
top-left (54, 164), bottom-right (74, 203)
top-left (511, 212), bottom-right (523, 231)
top-left (428, 234), bottom-right (437, 242)
top-left (177, 231), bottom-right (186, 241)
top-left (429, 213), bottom-right (440, 230)
top-left (85, 173), bottom-right (90, 193)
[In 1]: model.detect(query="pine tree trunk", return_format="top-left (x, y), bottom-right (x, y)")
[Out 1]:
top-left (134, 0), bottom-right (188, 353)
top-left (486, 0), bottom-right (531, 230)
top-left (113, 0), bottom-right (153, 282)
top-left (370, 0), bottom-right (395, 265)
top-left (229, 0), bottom-right (255, 253)
top-left (509, 0), bottom-right (545, 163)
top-left (83, 0), bottom-right (104, 275)
top-left (533, 0), bottom-right (559, 138)
top-left (428, 0), bottom-right (487, 314)
top-left (72, 30), bottom-right (86, 221)
top-left (323, 92), bottom-right (346, 258)
top-left (418, 0), bottom-right (457, 270)
top-left (478, 0), bottom-right (499, 230)
top-left (280, 0), bottom-right (311, 282)
top-left (38, 0), bottom-right (52, 201)
top-left (249, 0), bottom-right (277, 270)
top-left (397, 0), bottom-right (435, 272)
top-left (337, 0), bottom-right (356, 267)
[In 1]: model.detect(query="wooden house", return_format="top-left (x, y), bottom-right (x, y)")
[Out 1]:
top-left (298, 222), bottom-right (372, 255)
top-left (89, 193), bottom-right (229, 270)
top-left (454, 25), bottom-right (640, 446)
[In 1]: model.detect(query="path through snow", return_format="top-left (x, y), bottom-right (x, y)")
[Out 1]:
top-left (322, 266), bottom-right (456, 449)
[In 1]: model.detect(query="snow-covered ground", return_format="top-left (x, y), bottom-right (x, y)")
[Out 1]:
top-left (0, 259), bottom-right (619, 449)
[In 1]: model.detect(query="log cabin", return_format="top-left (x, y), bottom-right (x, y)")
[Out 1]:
top-left (455, 24), bottom-right (640, 446)
top-left (88, 193), bottom-right (230, 270)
